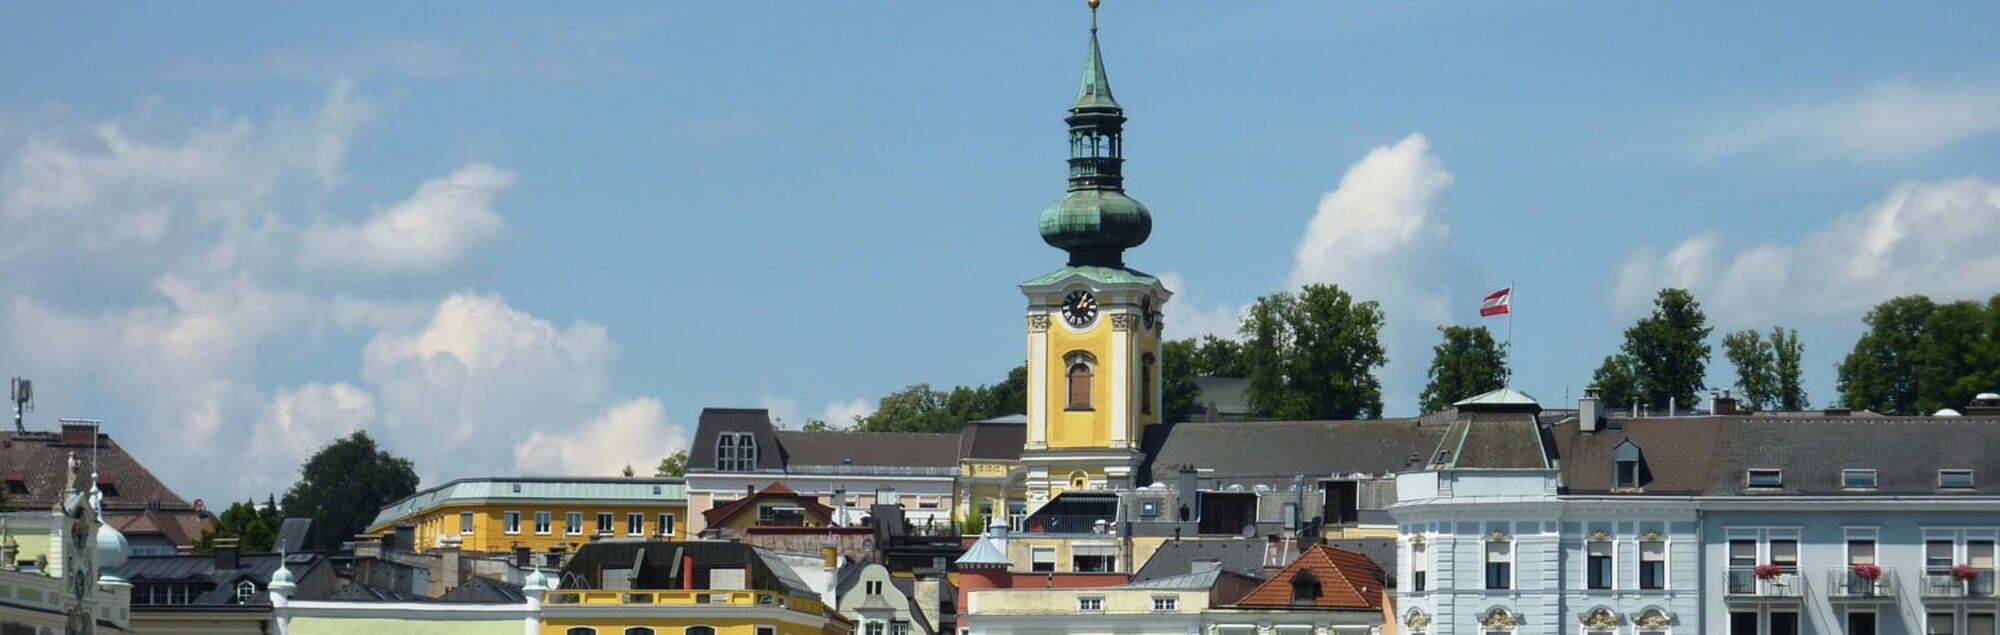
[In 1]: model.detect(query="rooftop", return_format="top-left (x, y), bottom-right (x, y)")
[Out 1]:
top-left (370, 476), bottom-right (687, 530)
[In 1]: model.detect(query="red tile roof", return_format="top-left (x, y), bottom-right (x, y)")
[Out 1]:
top-left (1232, 544), bottom-right (1386, 610)
top-left (701, 482), bottom-right (836, 526)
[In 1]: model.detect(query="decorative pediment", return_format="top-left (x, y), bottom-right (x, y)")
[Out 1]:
top-left (1488, 529), bottom-right (1509, 542)
top-left (1635, 609), bottom-right (1672, 629)
top-left (1480, 608), bottom-right (1518, 629)
top-left (1641, 529), bottom-right (1663, 542)
top-left (1582, 608), bottom-right (1618, 629)
top-left (1410, 534), bottom-right (1426, 547)
top-left (1404, 609), bottom-right (1431, 629)
top-left (1588, 529), bottom-right (1610, 542)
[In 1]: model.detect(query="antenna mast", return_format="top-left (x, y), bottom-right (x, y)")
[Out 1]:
top-left (9, 378), bottom-right (30, 435)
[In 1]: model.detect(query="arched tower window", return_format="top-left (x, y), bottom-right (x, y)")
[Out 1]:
top-left (1140, 353), bottom-right (1156, 415)
top-left (1065, 352), bottom-right (1096, 410)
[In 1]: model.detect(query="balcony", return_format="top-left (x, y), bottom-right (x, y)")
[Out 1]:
top-left (1725, 567), bottom-right (1803, 598)
top-left (544, 590), bottom-right (825, 614)
top-left (1826, 567), bottom-right (1897, 600)
top-left (1919, 568), bottom-right (1998, 599)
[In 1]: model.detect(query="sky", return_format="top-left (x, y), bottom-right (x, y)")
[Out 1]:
top-left (3, 2), bottom-right (1999, 504)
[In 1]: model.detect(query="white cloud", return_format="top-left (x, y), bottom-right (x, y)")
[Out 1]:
top-left (756, 396), bottom-right (802, 429)
top-left (302, 163), bottom-right (513, 274)
top-left (514, 398), bottom-right (685, 476)
top-left (1287, 133), bottom-right (1475, 412)
top-left (820, 398), bottom-right (877, 428)
top-left (1612, 177), bottom-right (2000, 325)
top-left (1157, 272), bottom-right (1245, 341)
top-left (247, 382), bottom-right (379, 490)
top-left (1691, 80), bottom-right (2000, 162)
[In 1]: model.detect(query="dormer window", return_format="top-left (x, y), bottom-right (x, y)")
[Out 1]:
top-left (1842, 469), bottom-right (1878, 489)
top-left (1940, 469), bottom-right (1976, 489)
top-left (717, 432), bottom-right (757, 472)
top-left (1291, 571), bottom-right (1321, 605)
top-left (235, 580), bottom-right (256, 603)
top-left (1612, 440), bottom-right (1643, 489)
top-left (1747, 469), bottom-right (1783, 489)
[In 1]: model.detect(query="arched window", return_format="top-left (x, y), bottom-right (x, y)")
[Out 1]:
top-left (685, 627), bottom-right (717, 635)
top-left (1069, 471), bottom-right (1090, 491)
top-left (1066, 353), bottom-right (1095, 410)
top-left (717, 432), bottom-right (757, 471)
top-left (1291, 571), bottom-right (1321, 605)
top-left (566, 628), bottom-right (597, 635)
top-left (235, 580), bottom-right (256, 603)
top-left (625, 628), bottom-right (657, 635)
top-left (1141, 353), bottom-right (1155, 415)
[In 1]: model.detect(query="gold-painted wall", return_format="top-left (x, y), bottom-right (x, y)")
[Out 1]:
top-left (1036, 309), bottom-right (1162, 451)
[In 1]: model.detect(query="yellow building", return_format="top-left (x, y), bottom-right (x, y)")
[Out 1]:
top-left (367, 477), bottom-right (688, 555)
top-left (541, 541), bottom-right (849, 635)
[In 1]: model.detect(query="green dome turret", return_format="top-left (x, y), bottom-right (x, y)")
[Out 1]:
top-left (1039, 5), bottom-right (1151, 268)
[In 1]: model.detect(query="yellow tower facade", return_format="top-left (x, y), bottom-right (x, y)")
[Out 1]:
top-left (1020, 271), bottom-right (1168, 504)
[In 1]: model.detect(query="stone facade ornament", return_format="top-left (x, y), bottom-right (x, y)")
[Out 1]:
top-left (1582, 608), bottom-right (1618, 629)
top-left (1410, 534), bottom-right (1426, 546)
top-left (1480, 608), bottom-right (1518, 629)
top-left (1641, 529), bottom-right (1663, 541)
top-left (1589, 529), bottom-right (1610, 542)
top-left (1404, 610), bottom-right (1431, 629)
top-left (1029, 314), bottom-right (1051, 332)
top-left (1636, 610), bottom-right (1672, 629)
top-left (1110, 313), bottom-right (1137, 331)
top-left (1488, 529), bottom-right (1509, 542)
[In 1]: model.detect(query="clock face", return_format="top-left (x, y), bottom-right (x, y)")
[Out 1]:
top-left (1061, 290), bottom-right (1098, 327)
top-left (1141, 296), bottom-right (1155, 329)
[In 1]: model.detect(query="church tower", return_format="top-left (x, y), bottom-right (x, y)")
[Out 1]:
top-left (1020, 1), bottom-right (1169, 505)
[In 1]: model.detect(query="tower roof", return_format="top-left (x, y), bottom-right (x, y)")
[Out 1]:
top-left (1073, 25), bottom-right (1119, 112)
top-left (1038, 1), bottom-right (1151, 269)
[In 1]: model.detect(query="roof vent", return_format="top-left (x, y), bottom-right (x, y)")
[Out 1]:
top-left (1936, 409), bottom-right (1964, 417)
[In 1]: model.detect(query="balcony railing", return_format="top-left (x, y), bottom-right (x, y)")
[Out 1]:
top-left (1826, 567), bottom-right (1896, 598)
top-left (1919, 568), bottom-right (1997, 598)
top-left (544, 590), bottom-right (824, 614)
top-left (1726, 567), bottom-right (1803, 597)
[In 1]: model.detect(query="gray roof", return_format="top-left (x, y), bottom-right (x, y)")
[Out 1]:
top-left (1140, 419), bottom-right (1444, 483)
top-left (959, 419), bottom-right (1026, 462)
top-left (439, 577), bottom-right (526, 603)
top-left (1430, 411), bottom-right (1552, 470)
top-left (370, 476), bottom-right (687, 529)
top-left (117, 552), bottom-right (323, 605)
top-left (1123, 568), bottom-right (1227, 589)
top-left (776, 431), bottom-right (961, 469)
top-left (686, 408), bottom-right (789, 471)
top-left (277, 518), bottom-right (312, 553)
top-left (1131, 539), bottom-right (1267, 582)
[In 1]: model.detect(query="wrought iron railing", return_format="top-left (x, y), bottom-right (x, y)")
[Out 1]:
top-left (1920, 568), bottom-right (1997, 598)
top-left (1725, 567), bottom-right (1802, 597)
top-left (1826, 566), bottom-right (1896, 598)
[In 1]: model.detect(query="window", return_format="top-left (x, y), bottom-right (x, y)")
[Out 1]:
top-left (1971, 614), bottom-right (1995, 635)
top-left (1771, 539), bottom-right (1799, 574)
top-left (235, 580), bottom-right (256, 603)
top-left (1031, 547), bottom-right (1056, 573)
top-left (565, 512), bottom-right (583, 535)
top-left (1771, 611), bottom-right (1798, 635)
top-left (865, 624), bottom-right (884, 635)
top-left (892, 622), bottom-right (911, 635)
top-left (567, 629), bottom-right (598, 635)
top-left (1292, 572), bottom-right (1321, 605)
top-left (460, 511), bottom-right (474, 534)
top-left (1640, 540), bottom-right (1667, 589)
top-left (1485, 541), bottom-right (1512, 590)
top-left (1613, 440), bottom-right (1642, 489)
top-left (1153, 595), bottom-right (1178, 611)
top-left (535, 511), bottom-right (552, 535)
top-left (1849, 611), bottom-right (1878, 635)
top-left (628, 512), bottom-right (645, 536)
top-left (1078, 596), bottom-right (1104, 612)
top-left (684, 627), bottom-right (713, 635)
top-left (504, 511), bottom-right (521, 534)
top-left (717, 432), bottom-right (758, 471)
top-left (1928, 613), bottom-right (1953, 635)
top-left (1942, 469), bottom-right (1977, 488)
top-left (1844, 469), bottom-right (1878, 489)
top-left (1140, 500), bottom-right (1159, 518)
top-left (757, 627), bottom-right (777, 635)
top-left (1849, 539), bottom-right (1877, 566)
top-left (1073, 553), bottom-right (1115, 572)
top-left (1730, 612), bottom-right (1758, 634)
top-left (625, 629), bottom-right (657, 635)
top-left (1930, 540), bottom-right (1957, 575)
top-left (1140, 353), bottom-right (1154, 415)
top-left (659, 512), bottom-right (676, 536)
top-left (865, 580), bottom-right (883, 595)
top-left (1067, 360), bottom-right (1094, 410)
top-left (1412, 541), bottom-right (1427, 592)
top-left (1747, 469), bottom-right (1784, 488)
top-left (596, 512), bottom-right (614, 535)
top-left (1587, 540), bottom-right (1613, 589)
top-left (917, 497), bottom-right (941, 510)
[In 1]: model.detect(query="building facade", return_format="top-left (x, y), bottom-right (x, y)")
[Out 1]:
top-left (367, 477), bottom-right (688, 556)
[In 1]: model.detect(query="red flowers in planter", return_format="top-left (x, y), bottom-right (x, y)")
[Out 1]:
top-left (1755, 564), bottom-right (1784, 580)
top-left (1952, 564), bottom-right (1981, 582)
top-left (1851, 563), bottom-right (1883, 581)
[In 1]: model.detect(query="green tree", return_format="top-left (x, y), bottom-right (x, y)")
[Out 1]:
top-left (1190, 336), bottom-right (1248, 377)
top-left (1619, 288), bottom-right (1714, 411)
top-left (855, 364), bottom-right (1028, 433)
top-left (1241, 284), bottom-right (1388, 420)
top-left (1159, 338), bottom-right (1203, 423)
top-left (1770, 326), bottom-right (1809, 410)
top-left (194, 496), bottom-right (285, 553)
top-left (798, 418), bottom-right (838, 432)
top-left (1915, 300), bottom-right (1990, 413)
top-left (1837, 296), bottom-right (1937, 413)
top-left (1722, 329), bottom-right (1778, 410)
top-left (1417, 325), bottom-right (1509, 413)
top-left (654, 449), bottom-right (688, 477)
top-left (281, 431), bottom-right (420, 551)
top-left (1591, 354), bottom-right (1639, 410)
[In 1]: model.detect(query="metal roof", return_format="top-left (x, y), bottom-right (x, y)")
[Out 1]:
top-left (1452, 388), bottom-right (1540, 408)
top-left (370, 476), bottom-right (687, 529)
top-left (1019, 265), bottom-right (1159, 288)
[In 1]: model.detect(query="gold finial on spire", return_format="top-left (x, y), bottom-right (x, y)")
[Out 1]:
top-left (1088, 0), bottom-right (1100, 30)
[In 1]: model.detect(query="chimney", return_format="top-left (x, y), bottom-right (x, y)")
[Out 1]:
top-left (438, 537), bottom-right (463, 595)
top-left (214, 538), bottom-right (241, 570)
top-left (393, 524), bottom-right (416, 552)
top-left (913, 574), bottom-right (943, 633)
top-left (60, 420), bottom-right (97, 447)
top-left (745, 484), bottom-right (756, 498)
top-left (1579, 387), bottom-right (1603, 433)
top-left (353, 534), bottom-right (382, 561)
top-left (1710, 390), bottom-right (1743, 415)
top-left (1178, 466), bottom-right (1200, 508)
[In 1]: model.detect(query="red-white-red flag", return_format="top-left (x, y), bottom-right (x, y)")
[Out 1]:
top-left (1480, 287), bottom-right (1512, 317)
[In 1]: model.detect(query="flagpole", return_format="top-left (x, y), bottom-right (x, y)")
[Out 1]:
top-left (1506, 279), bottom-right (1515, 388)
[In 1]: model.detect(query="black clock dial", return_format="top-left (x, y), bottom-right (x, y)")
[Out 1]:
top-left (1062, 290), bottom-right (1098, 326)
top-left (1141, 296), bottom-right (1155, 329)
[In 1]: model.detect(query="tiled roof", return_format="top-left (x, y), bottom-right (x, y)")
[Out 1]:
top-left (1430, 412), bottom-right (1551, 470)
top-left (1, 429), bottom-right (193, 513)
top-left (107, 508), bottom-right (211, 549)
top-left (1131, 539), bottom-right (1266, 582)
top-left (1140, 419), bottom-right (1442, 483)
top-left (369, 476), bottom-right (686, 530)
top-left (959, 419), bottom-right (1026, 461)
top-left (1231, 545), bottom-right (1385, 610)
top-left (776, 431), bottom-right (961, 469)
top-left (701, 483), bottom-right (835, 526)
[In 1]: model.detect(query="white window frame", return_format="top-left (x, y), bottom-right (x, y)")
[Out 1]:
top-left (1485, 536), bottom-right (1516, 590)
top-left (1031, 547), bottom-right (1056, 572)
top-left (1411, 539), bottom-right (1428, 592)
top-left (756, 626), bottom-right (777, 635)
top-left (1746, 468), bottom-right (1784, 488)
top-left (596, 512), bottom-right (614, 535)
top-left (566, 511), bottom-right (583, 536)
top-left (1844, 608), bottom-right (1877, 635)
top-left (628, 512), bottom-right (645, 536)
top-left (1585, 538), bottom-right (1616, 591)
top-left (535, 511), bottom-right (552, 535)
top-left (1941, 469), bottom-right (1977, 488)
top-left (235, 580), bottom-right (256, 603)
top-left (1639, 538), bottom-right (1669, 591)
top-left (718, 432), bottom-right (759, 472)
top-left (659, 512), bottom-right (677, 536)
top-left (1842, 469), bottom-right (1878, 489)
top-left (504, 511), bottom-right (522, 535)
top-left (1077, 595), bottom-right (1105, 612)
top-left (460, 511), bottom-right (474, 535)
top-left (1153, 595), bottom-right (1178, 611)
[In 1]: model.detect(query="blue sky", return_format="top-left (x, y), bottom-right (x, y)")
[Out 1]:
top-left (4, 2), bottom-right (1999, 503)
